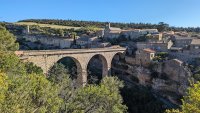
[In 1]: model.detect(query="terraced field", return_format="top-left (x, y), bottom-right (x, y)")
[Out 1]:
top-left (14, 22), bottom-right (81, 30)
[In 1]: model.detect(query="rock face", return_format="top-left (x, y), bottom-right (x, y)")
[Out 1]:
top-left (112, 57), bottom-right (192, 105)
top-left (151, 59), bottom-right (191, 105)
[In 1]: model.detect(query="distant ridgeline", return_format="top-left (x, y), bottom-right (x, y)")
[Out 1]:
top-left (19, 19), bottom-right (200, 32)
top-left (19, 19), bottom-right (166, 31)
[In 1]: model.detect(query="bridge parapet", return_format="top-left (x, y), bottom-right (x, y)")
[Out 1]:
top-left (15, 47), bottom-right (126, 56)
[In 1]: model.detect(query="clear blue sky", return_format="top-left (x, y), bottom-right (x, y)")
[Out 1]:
top-left (1, 0), bottom-right (200, 27)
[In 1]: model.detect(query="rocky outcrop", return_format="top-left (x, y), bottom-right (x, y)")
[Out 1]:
top-left (152, 59), bottom-right (192, 95)
top-left (112, 58), bottom-right (192, 105)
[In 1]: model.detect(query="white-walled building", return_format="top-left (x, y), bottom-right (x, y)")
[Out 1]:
top-left (103, 23), bottom-right (159, 40)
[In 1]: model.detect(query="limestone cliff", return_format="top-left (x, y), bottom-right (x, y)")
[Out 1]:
top-left (112, 56), bottom-right (192, 106)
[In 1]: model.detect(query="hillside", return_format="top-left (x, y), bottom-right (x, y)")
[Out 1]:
top-left (19, 19), bottom-right (200, 32)
top-left (15, 22), bottom-right (81, 30)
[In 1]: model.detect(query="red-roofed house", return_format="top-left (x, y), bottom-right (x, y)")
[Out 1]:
top-left (135, 48), bottom-right (156, 66)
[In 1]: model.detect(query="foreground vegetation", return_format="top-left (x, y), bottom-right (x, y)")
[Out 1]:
top-left (166, 82), bottom-right (200, 113)
top-left (0, 25), bottom-right (127, 113)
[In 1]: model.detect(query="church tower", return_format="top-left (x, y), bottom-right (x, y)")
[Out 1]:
top-left (23, 25), bottom-right (30, 34)
top-left (105, 23), bottom-right (111, 30)
top-left (26, 25), bottom-right (30, 34)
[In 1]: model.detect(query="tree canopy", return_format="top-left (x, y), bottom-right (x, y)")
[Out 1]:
top-left (0, 24), bottom-right (128, 113)
top-left (166, 82), bottom-right (200, 113)
top-left (1, 74), bottom-right (62, 113)
top-left (0, 51), bottom-right (26, 75)
top-left (68, 77), bottom-right (127, 113)
top-left (0, 71), bottom-right (8, 106)
top-left (0, 25), bottom-right (19, 51)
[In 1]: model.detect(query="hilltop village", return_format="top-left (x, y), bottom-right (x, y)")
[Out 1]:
top-left (11, 22), bottom-right (200, 63)
top-left (2, 20), bottom-right (200, 112)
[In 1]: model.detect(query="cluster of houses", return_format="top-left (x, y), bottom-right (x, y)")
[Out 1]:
top-left (23, 23), bottom-right (163, 49)
top-left (22, 23), bottom-right (200, 64)
top-left (134, 31), bottom-right (200, 65)
top-left (102, 23), bottom-right (160, 40)
top-left (22, 25), bottom-right (111, 49)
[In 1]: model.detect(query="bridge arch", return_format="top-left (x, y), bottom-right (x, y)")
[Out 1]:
top-left (59, 57), bottom-right (82, 81)
top-left (111, 52), bottom-right (125, 76)
top-left (48, 56), bottom-right (84, 87)
top-left (86, 54), bottom-right (108, 84)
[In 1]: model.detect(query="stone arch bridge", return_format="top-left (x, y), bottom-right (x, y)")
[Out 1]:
top-left (15, 47), bottom-right (126, 86)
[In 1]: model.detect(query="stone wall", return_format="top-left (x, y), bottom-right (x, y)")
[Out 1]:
top-left (23, 35), bottom-right (73, 49)
top-left (121, 31), bottom-right (141, 39)
top-left (169, 50), bottom-right (199, 62)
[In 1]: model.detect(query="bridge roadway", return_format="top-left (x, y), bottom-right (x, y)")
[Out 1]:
top-left (16, 47), bottom-right (126, 86)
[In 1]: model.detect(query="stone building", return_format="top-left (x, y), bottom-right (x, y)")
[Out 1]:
top-left (76, 35), bottom-right (91, 47)
top-left (103, 23), bottom-right (121, 39)
top-left (172, 35), bottom-right (193, 48)
top-left (146, 33), bottom-right (163, 42)
top-left (168, 38), bottom-right (200, 62)
top-left (190, 39), bottom-right (200, 55)
top-left (121, 29), bottom-right (141, 39)
top-left (136, 39), bottom-right (173, 52)
top-left (103, 23), bottom-right (159, 40)
top-left (96, 30), bottom-right (104, 37)
top-left (76, 35), bottom-right (104, 48)
top-left (174, 32), bottom-right (189, 37)
top-left (139, 29), bottom-right (158, 35)
top-left (135, 48), bottom-right (156, 66)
